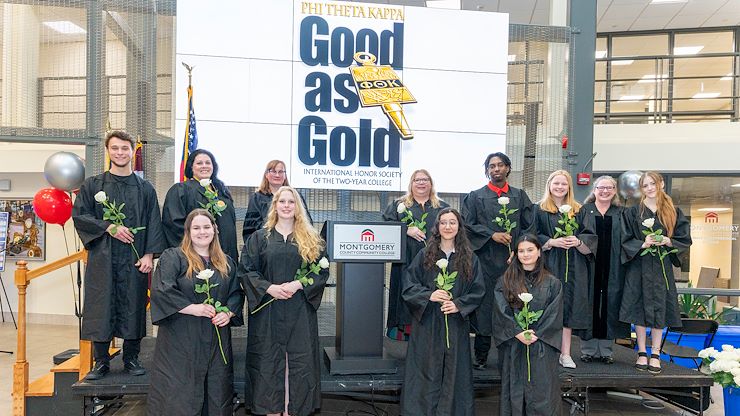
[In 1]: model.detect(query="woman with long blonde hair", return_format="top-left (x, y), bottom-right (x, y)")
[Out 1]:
top-left (239, 186), bottom-right (329, 416)
top-left (382, 169), bottom-right (449, 340)
top-left (619, 171), bottom-right (691, 374)
top-left (534, 170), bottom-right (597, 369)
top-left (148, 209), bottom-right (244, 415)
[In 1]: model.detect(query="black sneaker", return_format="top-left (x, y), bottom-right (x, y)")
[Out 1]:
top-left (124, 358), bottom-right (146, 376)
top-left (580, 354), bottom-right (593, 363)
top-left (473, 357), bottom-right (487, 371)
top-left (601, 356), bottom-right (615, 365)
top-left (85, 361), bottom-right (110, 380)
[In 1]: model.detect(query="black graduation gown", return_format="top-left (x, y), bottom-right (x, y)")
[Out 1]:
top-left (582, 203), bottom-right (630, 340)
top-left (162, 179), bottom-right (239, 261)
top-left (400, 251), bottom-right (485, 416)
top-left (241, 191), bottom-right (313, 246)
top-left (147, 248), bottom-right (244, 416)
top-left (619, 206), bottom-right (692, 329)
top-left (72, 172), bottom-right (166, 341)
top-left (238, 229), bottom-right (328, 416)
top-left (382, 198), bottom-right (449, 330)
top-left (534, 205), bottom-right (596, 333)
top-left (461, 185), bottom-right (534, 335)
top-left (493, 272), bottom-right (563, 416)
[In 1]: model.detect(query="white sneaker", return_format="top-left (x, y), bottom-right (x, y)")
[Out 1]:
top-left (559, 354), bottom-right (577, 368)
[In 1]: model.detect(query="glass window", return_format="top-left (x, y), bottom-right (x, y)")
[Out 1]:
top-left (670, 176), bottom-right (740, 288)
top-left (612, 34), bottom-right (669, 57)
top-left (674, 56), bottom-right (733, 78)
top-left (675, 31), bottom-right (734, 54)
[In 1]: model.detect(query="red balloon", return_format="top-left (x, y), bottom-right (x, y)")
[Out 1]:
top-left (33, 188), bottom-right (72, 225)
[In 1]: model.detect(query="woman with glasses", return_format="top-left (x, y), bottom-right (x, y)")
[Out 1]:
top-left (620, 171), bottom-right (691, 374)
top-left (580, 176), bottom-right (630, 365)
top-left (162, 149), bottom-right (239, 261)
top-left (242, 160), bottom-right (313, 246)
top-left (382, 169), bottom-right (449, 340)
top-left (401, 208), bottom-right (484, 415)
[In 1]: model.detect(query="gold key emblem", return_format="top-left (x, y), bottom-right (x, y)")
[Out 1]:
top-left (349, 52), bottom-right (416, 140)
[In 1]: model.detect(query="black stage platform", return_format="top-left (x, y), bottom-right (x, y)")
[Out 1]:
top-left (71, 336), bottom-right (713, 415)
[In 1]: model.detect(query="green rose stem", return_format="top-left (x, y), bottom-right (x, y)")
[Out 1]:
top-left (195, 270), bottom-right (231, 365)
top-left (251, 257), bottom-right (329, 315)
top-left (95, 191), bottom-right (145, 261)
top-left (397, 202), bottom-right (429, 247)
top-left (435, 259), bottom-right (457, 349)
top-left (494, 197), bottom-right (518, 256)
top-left (639, 220), bottom-right (677, 290)
top-left (553, 205), bottom-right (578, 283)
top-left (515, 293), bottom-right (543, 383)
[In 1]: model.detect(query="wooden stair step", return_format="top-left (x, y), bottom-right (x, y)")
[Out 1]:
top-left (26, 372), bottom-right (54, 397)
top-left (51, 355), bottom-right (80, 373)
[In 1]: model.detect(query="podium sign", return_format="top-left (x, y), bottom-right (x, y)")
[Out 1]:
top-left (327, 222), bottom-right (404, 262)
top-left (325, 221), bottom-right (405, 374)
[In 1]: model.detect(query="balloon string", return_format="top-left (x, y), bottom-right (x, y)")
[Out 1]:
top-left (62, 223), bottom-right (80, 314)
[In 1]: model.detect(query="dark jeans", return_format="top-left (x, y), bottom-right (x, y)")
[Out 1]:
top-left (93, 338), bottom-right (142, 363)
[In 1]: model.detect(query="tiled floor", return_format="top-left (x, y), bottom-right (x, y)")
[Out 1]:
top-left (0, 322), bottom-right (727, 415)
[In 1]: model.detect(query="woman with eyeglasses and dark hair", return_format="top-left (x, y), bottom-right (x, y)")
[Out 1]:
top-left (580, 176), bottom-right (630, 365)
top-left (382, 169), bottom-right (449, 340)
top-left (400, 208), bottom-right (484, 415)
top-left (162, 149), bottom-right (239, 261)
top-left (493, 234), bottom-right (563, 416)
top-left (620, 171), bottom-right (691, 374)
top-left (242, 160), bottom-right (313, 246)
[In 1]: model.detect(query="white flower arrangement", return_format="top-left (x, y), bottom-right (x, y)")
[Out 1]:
top-left (699, 344), bottom-right (740, 388)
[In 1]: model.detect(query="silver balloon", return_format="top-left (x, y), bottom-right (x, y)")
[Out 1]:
top-left (618, 170), bottom-right (643, 200)
top-left (44, 151), bottom-right (85, 191)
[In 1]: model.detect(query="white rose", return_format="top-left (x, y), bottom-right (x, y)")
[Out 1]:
top-left (642, 218), bottom-right (655, 229)
top-left (196, 269), bottom-right (214, 280)
top-left (734, 374), bottom-right (740, 387)
top-left (731, 367), bottom-right (740, 377)
top-left (318, 257), bottom-right (330, 269)
top-left (199, 178), bottom-right (212, 188)
top-left (518, 293), bottom-right (533, 303)
top-left (498, 196), bottom-right (510, 205)
top-left (723, 344), bottom-right (735, 352)
top-left (435, 258), bottom-right (448, 270)
top-left (558, 204), bottom-right (572, 214)
top-left (94, 191), bottom-right (107, 203)
top-left (699, 347), bottom-right (718, 359)
top-left (396, 202), bottom-right (407, 214)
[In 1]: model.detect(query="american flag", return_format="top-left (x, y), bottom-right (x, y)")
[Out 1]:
top-left (179, 84), bottom-right (198, 182)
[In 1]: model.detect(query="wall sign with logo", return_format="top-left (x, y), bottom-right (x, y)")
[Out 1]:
top-left (176, 0), bottom-right (509, 193)
top-left (327, 221), bottom-right (405, 262)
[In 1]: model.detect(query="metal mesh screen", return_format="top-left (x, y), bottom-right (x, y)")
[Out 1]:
top-left (0, 2), bottom-right (573, 336)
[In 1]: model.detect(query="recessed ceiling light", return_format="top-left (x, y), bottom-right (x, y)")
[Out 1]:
top-left (618, 95), bottom-right (645, 101)
top-left (731, 183), bottom-right (740, 188)
top-left (508, 55), bottom-right (517, 62)
top-left (612, 60), bottom-right (634, 66)
top-left (697, 208), bottom-right (731, 212)
top-left (595, 50), bottom-right (607, 59)
top-left (651, 0), bottom-right (688, 4)
top-left (674, 46), bottom-right (704, 55)
top-left (720, 73), bottom-right (733, 81)
top-left (692, 92), bottom-right (721, 99)
top-left (638, 74), bottom-right (668, 83)
top-left (43, 21), bottom-right (86, 34)
top-left (425, 0), bottom-right (461, 9)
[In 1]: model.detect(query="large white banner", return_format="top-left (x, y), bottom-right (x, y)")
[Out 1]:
top-left (175, 0), bottom-right (509, 193)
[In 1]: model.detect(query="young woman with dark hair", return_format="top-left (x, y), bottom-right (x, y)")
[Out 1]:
top-left (162, 149), bottom-right (239, 261)
top-left (493, 235), bottom-right (563, 416)
top-left (382, 169), bottom-right (449, 341)
top-left (401, 208), bottom-right (485, 415)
